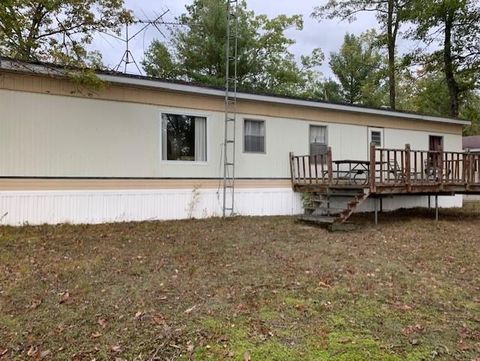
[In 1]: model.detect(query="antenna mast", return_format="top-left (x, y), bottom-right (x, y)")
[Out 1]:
top-left (106, 9), bottom-right (170, 74)
top-left (222, 0), bottom-right (239, 217)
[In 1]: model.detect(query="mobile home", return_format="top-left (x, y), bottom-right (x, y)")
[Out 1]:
top-left (0, 58), bottom-right (471, 225)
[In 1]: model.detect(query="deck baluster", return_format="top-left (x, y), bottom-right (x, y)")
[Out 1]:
top-left (405, 144), bottom-right (411, 192)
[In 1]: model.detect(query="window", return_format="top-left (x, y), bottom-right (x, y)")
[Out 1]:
top-left (368, 127), bottom-right (384, 148)
top-left (309, 125), bottom-right (328, 156)
top-left (244, 119), bottom-right (265, 153)
top-left (371, 131), bottom-right (382, 147)
top-left (162, 113), bottom-right (207, 161)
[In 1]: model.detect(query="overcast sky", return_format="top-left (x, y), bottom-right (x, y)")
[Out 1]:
top-left (92, 0), bottom-right (385, 78)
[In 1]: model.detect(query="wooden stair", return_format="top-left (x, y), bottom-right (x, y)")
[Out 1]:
top-left (299, 188), bottom-right (371, 227)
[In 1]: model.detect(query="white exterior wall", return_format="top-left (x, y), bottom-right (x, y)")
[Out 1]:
top-left (0, 89), bottom-right (463, 178)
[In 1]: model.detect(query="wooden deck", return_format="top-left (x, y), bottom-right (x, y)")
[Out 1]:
top-left (289, 144), bottom-right (480, 195)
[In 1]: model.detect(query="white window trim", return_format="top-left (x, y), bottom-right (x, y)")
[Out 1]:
top-left (243, 118), bottom-right (267, 154)
top-left (159, 107), bottom-right (211, 165)
top-left (309, 124), bottom-right (328, 151)
top-left (368, 127), bottom-right (384, 148)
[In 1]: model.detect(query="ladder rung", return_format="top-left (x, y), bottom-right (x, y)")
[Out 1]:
top-left (225, 162), bottom-right (234, 166)
top-left (226, 140), bottom-right (235, 144)
top-left (226, 117), bottom-right (236, 122)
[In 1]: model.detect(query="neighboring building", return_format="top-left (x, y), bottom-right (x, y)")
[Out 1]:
top-left (463, 136), bottom-right (480, 153)
top-left (0, 57), bottom-right (469, 225)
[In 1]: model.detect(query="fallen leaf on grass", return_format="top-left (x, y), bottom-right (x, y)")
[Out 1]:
top-left (392, 302), bottom-right (412, 311)
top-left (91, 332), bottom-right (102, 338)
top-left (134, 311), bottom-right (143, 319)
top-left (402, 324), bottom-right (424, 335)
top-left (27, 346), bottom-right (39, 358)
top-left (111, 345), bottom-right (122, 353)
top-left (30, 299), bottom-right (42, 309)
top-left (243, 351), bottom-right (251, 361)
top-left (184, 305), bottom-right (197, 314)
top-left (59, 292), bottom-right (70, 304)
top-left (97, 317), bottom-right (108, 329)
top-left (318, 281), bottom-right (332, 289)
top-left (39, 350), bottom-right (51, 359)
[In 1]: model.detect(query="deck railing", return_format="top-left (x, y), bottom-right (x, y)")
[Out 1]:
top-left (289, 144), bottom-right (480, 193)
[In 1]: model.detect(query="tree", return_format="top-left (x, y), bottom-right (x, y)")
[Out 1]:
top-left (142, 0), bottom-right (323, 97)
top-left (397, 68), bottom-right (451, 116)
top-left (313, 0), bottom-right (410, 110)
top-left (0, 0), bottom-right (131, 65)
top-left (407, 0), bottom-right (480, 117)
top-left (329, 32), bottom-right (386, 106)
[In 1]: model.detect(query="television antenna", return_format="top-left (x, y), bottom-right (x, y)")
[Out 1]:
top-left (102, 9), bottom-right (170, 74)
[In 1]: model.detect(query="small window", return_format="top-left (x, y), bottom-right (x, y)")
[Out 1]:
top-left (310, 125), bottom-right (328, 156)
top-left (162, 113), bottom-right (207, 161)
top-left (244, 119), bottom-right (265, 153)
top-left (371, 131), bottom-right (382, 147)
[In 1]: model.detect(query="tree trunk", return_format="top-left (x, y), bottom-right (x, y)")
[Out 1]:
top-left (387, 0), bottom-right (396, 110)
top-left (443, 8), bottom-right (460, 117)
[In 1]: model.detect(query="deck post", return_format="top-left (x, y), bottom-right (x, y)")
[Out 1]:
top-left (327, 147), bottom-right (333, 186)
top-left (435, 195), bottom-right (439, 221)
top-left (374, 197), bottom-right (378, 225)
top-left (369, 143), bottom-right (376, 193)
top-left (405, 144), bottom-right (411, 192)
top-left (289, 152), bottom-right (295, 189)
top-left (465, 150), bottom-right (471, 189)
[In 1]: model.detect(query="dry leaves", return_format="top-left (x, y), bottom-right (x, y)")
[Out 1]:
top-left (243, 351), bottom-right (251, 361)
top-left (97, 317), bottom-right (108, 329)
top-left (111, 345), bottom-right (122, 353)
top-left (184, 305), bottom-right (197, 314)
top-left (30, 299), bottom-right (42, 309)
top-left (59, 292), bottom-right (70, 304)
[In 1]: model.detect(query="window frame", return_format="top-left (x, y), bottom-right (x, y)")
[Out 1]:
top-left (159, 109), bottom-right (210, 165)
top-left (368, 127), bottom-right (384, 149)
top-left (243, 118), bottom-right (267, 154)
top-left (309, 124), bottom-right (328, 156)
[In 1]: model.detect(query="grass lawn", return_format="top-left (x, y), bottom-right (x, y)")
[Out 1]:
top-left (1, 204), bottom-right (480, 361)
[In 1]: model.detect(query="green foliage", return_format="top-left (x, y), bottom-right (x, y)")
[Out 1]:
top-left (313, 0), bottom-right (411, 110)
top-left (397, 69), bottom-right (451, 116)
top-left (142, 0), bottom-right (323, 97)
top-left (406, 0), bottom-right (480, 116)
top-left (329, 31), bottom-right (387, 106)
top-left (462, 92), bottom-right (480, 135)
top-left (0, 0), bottom-right (131, 65)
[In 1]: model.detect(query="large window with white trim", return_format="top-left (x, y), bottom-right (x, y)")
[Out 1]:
top-left (161, 113), bottom-right (207, 161)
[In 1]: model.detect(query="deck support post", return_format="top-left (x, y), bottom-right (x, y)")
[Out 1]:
top-left (327, 147), bottom-right (333, 186)
top-left (369, 143), bottom-right (376, 193)
top-left (374, 197), bottom-right (378, 225)
top-left (435, 195), bottom-right (439, 221)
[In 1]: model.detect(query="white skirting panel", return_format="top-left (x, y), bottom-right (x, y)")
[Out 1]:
top-left (0, 188), bottom-right (462, 226)
top-left (0, 188), bottom-right (304, 226)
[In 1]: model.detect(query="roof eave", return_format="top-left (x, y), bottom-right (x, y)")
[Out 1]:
top-left (99, 73), bottom-right (470, 126)
top-left (0, 57), bottom-right (471, 127)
